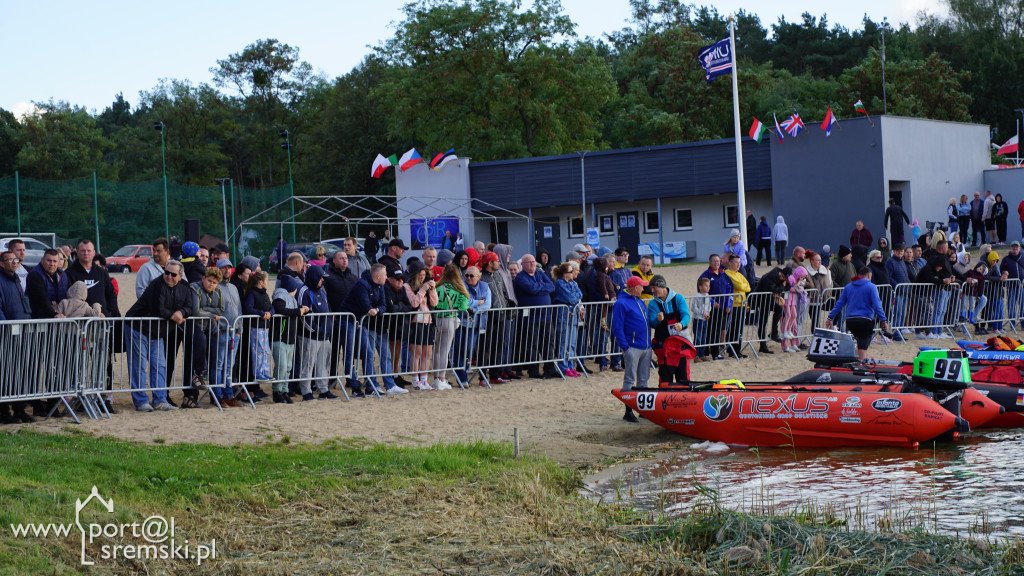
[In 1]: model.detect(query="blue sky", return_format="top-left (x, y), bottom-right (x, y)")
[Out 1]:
top-left (1, 0), bottom-right (946, 116)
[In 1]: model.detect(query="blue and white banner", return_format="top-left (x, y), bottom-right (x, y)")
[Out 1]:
top-left (698, 37), bottom-right (732, 83)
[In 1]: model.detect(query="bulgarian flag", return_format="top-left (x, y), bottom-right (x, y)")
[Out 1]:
top-left (749, 118), bottom-right (768, 143)
top-left (399, 148), bottom-right (423, 171)
top-left (997, 135), bottom-right (1019, 156)
top-left (821, 107), bottom-right (837, 136)
top-left (772, 113), bottom-right (785, 143)
top-left (371, 153), bottom-right (395, 178)
top-left (854, 99), bottom-right (869, 117)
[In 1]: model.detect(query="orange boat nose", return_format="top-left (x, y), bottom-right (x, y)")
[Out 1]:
top-left (960, 388), bottom-right (1005, 429)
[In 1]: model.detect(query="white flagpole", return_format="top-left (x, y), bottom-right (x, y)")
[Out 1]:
top-left (729, 17), bottom-right (748, 249)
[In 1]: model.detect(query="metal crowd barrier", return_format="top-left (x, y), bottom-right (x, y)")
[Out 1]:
top-left (471, 305), bottom-right (570, 385)
top-left (231, 311), bottom-right (357, 401)
top-left (570, 301), bottom-right (620, 375)
top-left (351, 308), bottom-right (475, 393)
top-left (80, 316), bottom-right (232, 411)
top-left (975, 277), bottom-right (1017, 335)
top-left (687, 292), bottom-right (742, 359)
top-left (890, 282), bottom-right (962, 339)
top-left (0, 318), bottom-right (88, 422)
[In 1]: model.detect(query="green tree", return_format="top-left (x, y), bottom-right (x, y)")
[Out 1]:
top-left (839, 49), bottom-right (972, 121)
top-left (0, 108), bottom-right (22, 177)
top-left (15, 100), bottom-right (114, 179)
top-left (374, 0), bottom-right (615, 160)
top-left (211, 39), bottom-right (318, 188)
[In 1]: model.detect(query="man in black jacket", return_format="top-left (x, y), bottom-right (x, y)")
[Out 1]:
top-left (754, 267), bottom-right (787, 353)
top-left (124, 260), bottom-right (194, 412)
top-left (66, 239), bottom-right (121, 413)
top-left (883, 198), bottom-right (910, 246)
top-left (323, 250), bottom-right (359, 390)
top-left (383, 268), bottom-right (413, 389)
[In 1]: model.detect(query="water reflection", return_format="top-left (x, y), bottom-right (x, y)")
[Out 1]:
top-left (587, 429), bottom-right (1024, 537)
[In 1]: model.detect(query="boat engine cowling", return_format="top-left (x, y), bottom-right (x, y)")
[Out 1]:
top-left (806, 328), bottom-right (859, 366)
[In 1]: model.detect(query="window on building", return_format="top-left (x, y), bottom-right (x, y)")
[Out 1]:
top-left (568, 216), bottom-right (584, 238)
top-left (674, 209), bottom-right (693, 231)
top-left (723, 204), bottom-right (739, 228)
top-left (644, 211), bottom-right (659, 233)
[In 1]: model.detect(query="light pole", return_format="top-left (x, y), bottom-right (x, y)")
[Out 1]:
top-left (154, 122), bottom-right (168, 239)
top-left (280, 130), bottom-right (297, 243)
top-left (215, 178), bottom-right (231, 250)
top-left (1014, 108), bottom-right (1024, 165)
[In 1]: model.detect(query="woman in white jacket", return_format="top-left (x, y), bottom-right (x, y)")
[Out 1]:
top-left (771, 216), bottom-right (789, 265)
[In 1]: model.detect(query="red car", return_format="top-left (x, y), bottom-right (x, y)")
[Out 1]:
top-left (107, 245), bottom-right (153, 273)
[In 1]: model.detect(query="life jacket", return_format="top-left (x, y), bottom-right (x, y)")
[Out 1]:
top-left (986, 335), bottom-right (1024, 351)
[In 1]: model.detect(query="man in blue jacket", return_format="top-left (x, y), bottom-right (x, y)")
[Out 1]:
top-left (514, 254), bottom-right (559, 378)
top-left (884, 243), bottom-right (912, 338)
top-left (826, 267), bottom-right (890, 362)
top-left (612, 276), bottom-right (652, 422)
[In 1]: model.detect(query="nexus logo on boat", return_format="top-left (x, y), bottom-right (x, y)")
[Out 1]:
top-left (871, 398), bottom-right (903, 412)
top-left (703, 395), bottom-right (733, 421)
top-left (738, 395), bottom-right (830, 418)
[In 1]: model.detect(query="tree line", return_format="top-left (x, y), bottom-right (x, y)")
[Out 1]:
top-left (0, 0), bottom-right (1017, 198)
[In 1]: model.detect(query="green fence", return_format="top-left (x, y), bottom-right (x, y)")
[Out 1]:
top-left (0, 174), bottom-right (293, 263)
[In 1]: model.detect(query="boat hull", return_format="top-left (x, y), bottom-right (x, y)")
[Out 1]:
top-left (613, 388), bottom-right (958, 448)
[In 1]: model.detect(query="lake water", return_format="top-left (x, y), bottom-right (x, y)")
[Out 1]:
top-left (586, 428), bottom-right (1024, 538)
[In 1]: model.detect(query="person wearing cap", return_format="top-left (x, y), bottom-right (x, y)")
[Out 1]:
top-left (630, 255), bottom-right (655, 301)
top-left (379, 238), bottom-right (408, 277)
top-left (180, 241), bottom-right (205, 284)
top-left (825, 266), bottom-right (890, 362)
top-left (647, 274), bottom-right (692, 384)
top-left (210, 242), bottom-right (230, 266)
top-left (381, 268), bottom-right (412, 393)
top-left (613, 275), bottom-right (652, 422)
top-left (574, 243), bottom-right (593, 276)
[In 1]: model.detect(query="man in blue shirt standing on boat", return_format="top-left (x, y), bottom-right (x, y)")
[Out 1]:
top-left (613, 275), bottom-right (652, 423)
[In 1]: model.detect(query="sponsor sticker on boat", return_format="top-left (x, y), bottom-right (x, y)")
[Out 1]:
top-left (923, 409), bottom-right (946, 420)
top-left (703, 395), bottom-right (733, 421)
top-left (871, 398), bottom-right (902, 412)
top-left (667, 418), bottom-right (695, 425)
top-left (1018, 389), bottom-right (1024, 407)
top-left (842, 396), bottom-right (861, 408)
top-left (839, 416), bottom-right (861, 424)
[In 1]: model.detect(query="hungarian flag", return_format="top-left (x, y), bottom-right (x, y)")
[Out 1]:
top-left (371, 153), bottom-right (394, 178)
top-left (399, 148), bottom-right (423, 171)
top-left (430, 148), bottom-right (457, 170)
top-left (772, 113), bottom-right (785, 143)
top-left (854, 100), bottom-right (869, 117)
top-left (749, 118), bottom-right (768, 143)
top-left (821, 107), bottom-right (837, 136)
top-left (780, 112), bottom-right (804, 138)
top-left (997, 135), bottom-right (1019, 156)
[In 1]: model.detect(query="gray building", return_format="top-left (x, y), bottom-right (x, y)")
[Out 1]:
top-left (395, 116), bottom-right (993, 262)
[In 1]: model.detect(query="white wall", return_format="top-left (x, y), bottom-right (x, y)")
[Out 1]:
top-left (881, 117), bottom-right (990, 228)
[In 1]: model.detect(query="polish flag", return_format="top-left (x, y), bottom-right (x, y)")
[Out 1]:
top-left (997, 135), bottom-right (1019, 156)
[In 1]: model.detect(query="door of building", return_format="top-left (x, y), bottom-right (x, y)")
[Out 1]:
top-left (534, 219), bottom-right (561, 262)
top-left (616, 211), bottom-right (640, 264)
top-left (490, 221), bottom-right (509, 245)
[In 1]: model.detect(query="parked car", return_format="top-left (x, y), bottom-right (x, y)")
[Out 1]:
top-left (0, 237), bottom-right (50, 269)
top-left (106, 244), bottom-right (153, 273)
top-left (268, 242), bottom-right (342, 272)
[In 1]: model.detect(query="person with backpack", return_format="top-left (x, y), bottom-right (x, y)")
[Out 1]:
top-left (646, 275), bottom-right (692, 385)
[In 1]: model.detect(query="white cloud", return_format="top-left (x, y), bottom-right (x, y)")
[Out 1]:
top-left (892, 0), bottom-right (948, 26)
top-left (11, 101), bottom-right (40, 121)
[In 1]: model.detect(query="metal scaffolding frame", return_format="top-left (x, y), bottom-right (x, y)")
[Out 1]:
top-left (235, 195), bottom-right (529, 250)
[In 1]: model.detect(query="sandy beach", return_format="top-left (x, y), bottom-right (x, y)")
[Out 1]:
top-left (30, 260), bottom-right (944, 465)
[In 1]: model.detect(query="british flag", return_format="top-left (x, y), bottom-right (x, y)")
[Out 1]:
top-left (780, 112), bottom-right (805, 138)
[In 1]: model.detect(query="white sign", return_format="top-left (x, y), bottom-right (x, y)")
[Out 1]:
top-left (543, 226), bottom-right (552, 239)
top-left (586, 227), bottom-right (600, 249)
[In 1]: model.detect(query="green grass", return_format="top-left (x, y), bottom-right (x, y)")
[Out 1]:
top-left (1, 430), bottom-right (1020, 575)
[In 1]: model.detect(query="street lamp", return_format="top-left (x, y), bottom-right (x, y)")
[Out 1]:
top-left (279, 130), bottom-right (297, 243)
top-left (154, 122), bottom-right (168, 239)
top-left (215, 178), bottom-right (231, 251)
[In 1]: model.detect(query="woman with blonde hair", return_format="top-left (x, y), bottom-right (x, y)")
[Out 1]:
top-left (308, 245), bottom-right (327, 267)
top-left (431, 264), bottom-right (470, 389)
